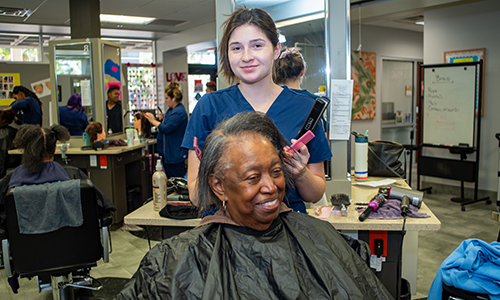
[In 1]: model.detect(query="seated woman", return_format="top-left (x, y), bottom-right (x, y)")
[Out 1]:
top-left (115, 112), bottom-right (391, 300)
top-left (59, 93), bottom-right (89, 136)
top-left (0, 109), bottom-right (20, 179)
top-left (0, 124), bottom-right (116, 225)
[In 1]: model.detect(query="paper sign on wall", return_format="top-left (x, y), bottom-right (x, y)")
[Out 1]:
top-left (81, 79), bottom-right (92, 106)
top-left (329, 79), bottom-right (354, 140)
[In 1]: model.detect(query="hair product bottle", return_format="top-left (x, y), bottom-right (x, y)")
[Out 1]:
top-left (152, 160), bottom-right (167, 211)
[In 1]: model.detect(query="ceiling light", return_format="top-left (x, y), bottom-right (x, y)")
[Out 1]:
top-left (275, 12), bottom-right (324, 28)
top-left (100, 14), bottom-right (155, 25)
top-left (415, 21), bottom-right (424, 26)
top-left (0, 7), bottom-right (31, 17)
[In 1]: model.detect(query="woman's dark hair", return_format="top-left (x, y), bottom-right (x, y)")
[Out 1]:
top-left (165, 82), bottom-right (183, 103)
top-left (86, 122), bottom-right (103, 146)
top-left (197, 111), bottom-right (295, 212)
top-left (12, 85), bottom-right (43, 116)
top-left (107, 84), bottom-right (120, 98)
top-left (219, 7), bottom-right (280, 84)
top-left (13, 124), bottom-right (70, 173)
top-left (0, 109), bottom-right (16, 127)
top-left (134, 112), bottom-right (152, 138)
top-left (273, 51), bottom-right (305, 85)
top-left (67, 93), bottom-right (85, 112)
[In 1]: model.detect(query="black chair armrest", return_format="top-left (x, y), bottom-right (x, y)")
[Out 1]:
top-left (99, 213), bottom-right (113, 228)
top-left (0, 225), bottom-right (7, 240)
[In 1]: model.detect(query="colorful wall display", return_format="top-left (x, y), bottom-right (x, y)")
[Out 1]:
top-left (0, 73), bottom-right (20, 106)
top-left (351, 51), bottom-right (377, 120)
top-left (30, 77), bottom-right (52, 98)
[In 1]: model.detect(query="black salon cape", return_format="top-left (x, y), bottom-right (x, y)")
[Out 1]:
top-left (115, 211), bottom-right (393, 300)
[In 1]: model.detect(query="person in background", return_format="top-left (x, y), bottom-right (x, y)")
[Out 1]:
top-left (274, 48), bottom-right (321, 100)
top-left (106, 84), bottom-right (122, 134)
top-left (0, 109), bottom-right (20, 179)
top-left (145, 82), bottom-right (188, 178)
top-left (205, 81), bottom-right (216, 93)
top-left (85, 122), bottom-right (107, 147)
top-left (6, 85), bottom-right (43, 126)
top-left (181, 7), bottom-right (331, 215)
top-left (0, 124), bottom-right (116, 224)
top-left (114, 112), bottom-right (391, 300)
top-left (59, 93), bottom-right (89, 136)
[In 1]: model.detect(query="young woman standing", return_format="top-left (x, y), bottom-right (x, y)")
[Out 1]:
top-left (181, 7), bottom-right (332, 214)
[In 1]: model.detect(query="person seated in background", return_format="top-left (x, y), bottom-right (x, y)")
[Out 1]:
top-left (0, 124), bottom-right (116, 227)
top-left (59, 93), bottom-right (89, 135)
top-left (5, 85), bottom-right (43, 126)
top-left (0, 109), bottom-right (21, 179)
top-left (133, 111), bottom-right (152, 138)
top-left (115, 112), bottom-right (391, 300)
top-left (205, 81), bottom-right (216, 93)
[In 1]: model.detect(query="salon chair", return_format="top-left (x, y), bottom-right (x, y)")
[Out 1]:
top-left (1, 179), bottom-right (111, 300)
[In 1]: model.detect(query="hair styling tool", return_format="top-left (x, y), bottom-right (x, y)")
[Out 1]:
top-left (296, 96), bottom-right (330, 139)
top-left (359, 193), bottom-right (387, 222)
top-left (286, 130), bottom-right (315, 154)
top-left (400, 195), bottom-right (411, 217)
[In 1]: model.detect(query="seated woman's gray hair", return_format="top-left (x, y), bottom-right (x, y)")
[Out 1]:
top-left (197, 111), bottom-right (295, 212)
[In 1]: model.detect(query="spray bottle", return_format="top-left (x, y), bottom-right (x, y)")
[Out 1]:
top-left (152, 160), bottom-right (167, 211)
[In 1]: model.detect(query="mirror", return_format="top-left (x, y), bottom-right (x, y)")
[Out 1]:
top-left (54, 42), bottom-right (94, 137)
top-left (102, 43), bottom-right (123, 135)
top-left (278, 18), bottom-right (327, 96)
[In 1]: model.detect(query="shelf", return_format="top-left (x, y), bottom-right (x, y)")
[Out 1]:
top-left (381, 123), bottom-right (415, 129)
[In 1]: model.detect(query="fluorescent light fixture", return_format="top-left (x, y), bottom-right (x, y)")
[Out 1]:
top-left (100, 14), bottom-right (155, 25)
top-left (275, 12), bottom-right (324, 28)
top-left (415, 21), bottom-right (424, 26)
top-left (0, 7), bottom-right (31, 17)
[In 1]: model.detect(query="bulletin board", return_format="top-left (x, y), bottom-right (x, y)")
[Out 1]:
top-left (0, 73), bottom-right (21, 106)
top-left (421, 62), bottom-right (481, 147)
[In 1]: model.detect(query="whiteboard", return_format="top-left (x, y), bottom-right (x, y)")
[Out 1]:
top-left (422, 64), bottom-right (477, 147)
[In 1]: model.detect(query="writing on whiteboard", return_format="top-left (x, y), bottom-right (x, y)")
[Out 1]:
top-left (432, 74), bottom-right (454, 84)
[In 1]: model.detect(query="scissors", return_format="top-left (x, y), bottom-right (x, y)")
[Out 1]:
top-left (193, 137), bottom-right (202, 161)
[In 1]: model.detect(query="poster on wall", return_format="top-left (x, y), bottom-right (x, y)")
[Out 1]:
top-left (351, 51), bottom-right (376, 120)
top-left (0, 73), bottom-right (21, 106)
top-left (30, 78), bottom-right (52, 98)
top-left (444, 48), bottom-right (485, 117)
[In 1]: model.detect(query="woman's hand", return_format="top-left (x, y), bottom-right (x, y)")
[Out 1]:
top-left (144, 112), bottom-right (160, 127)
top-left (283, 141), bottom-right (326, 203)
top-left (283, 140), bottom-right (310, 177)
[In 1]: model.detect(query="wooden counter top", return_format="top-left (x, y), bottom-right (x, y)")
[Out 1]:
top-left (9, 139), bottom-right (156, 156)
top-left (124, 177), bottom-right (441, 232)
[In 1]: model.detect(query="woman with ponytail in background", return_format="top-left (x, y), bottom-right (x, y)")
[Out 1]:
top-left (144, 82), bottom-right (188, 178)
top-left (7, 85), bottom-right (43, 126)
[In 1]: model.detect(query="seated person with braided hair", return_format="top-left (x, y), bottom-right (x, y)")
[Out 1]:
top-left (0, 124), bottom-right (115, 227)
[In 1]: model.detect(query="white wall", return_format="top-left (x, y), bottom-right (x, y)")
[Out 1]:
top-left (155, 22), bottom-right (217, 98)
top-left (350, 25), bottom-right (423, 142)
top-left (423, 0), bottom-right (500, 192)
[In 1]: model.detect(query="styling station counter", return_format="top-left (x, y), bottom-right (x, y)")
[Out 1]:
top-left (124, 177), bottom-right (440, 298)
top-left (10, 142), bottom-right (154, 225)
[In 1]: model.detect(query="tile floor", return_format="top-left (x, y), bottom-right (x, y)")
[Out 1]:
top-left (0, 186), bottom-right (498, 299)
